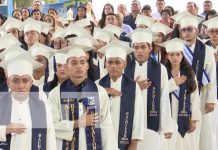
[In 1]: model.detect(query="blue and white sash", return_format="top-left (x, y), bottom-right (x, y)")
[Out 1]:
top-left (183, 44), bottom-right (210, 88)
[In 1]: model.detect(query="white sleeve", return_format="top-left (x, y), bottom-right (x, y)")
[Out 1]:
top-left (160, 66), bottom-right (173, 133)
top-left (168, 78), bottom-right (179, 93)
top-left (44, 101), bottom-right (57, 150)
top-left (97, 85), bottom-right (118, 150)
top-left (131, 83), bottom-right (144, 140)
top-left (191, 78), bottom-right (201, 121)
top-left (48, 86), bottom-right (74, 141)
top-left (205, 46), bottom-right (217, 103)
top-left (0, 125), bottom-right (6, 142)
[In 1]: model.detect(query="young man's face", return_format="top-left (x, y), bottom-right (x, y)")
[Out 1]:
top-left (133, 42), bottom-right (152, 64)
top-left (67, 56), bottom-right (89, 79)
top-left (7, 75), bottom-right (33, 100)
top-left (208, 28), bottom-right (218, 42)
top-left (105, 15), bottom-right (118, 26)
top-left (32, 11), bottom-right (41, 21)
top-left (24, 30), bottom-right (40, 46)
top-left (33, 1), bottom-right (42, 10)
top-left (180, 26), bottom-right (197, 42)
top-left (106, 57), bottom-right (126, 79)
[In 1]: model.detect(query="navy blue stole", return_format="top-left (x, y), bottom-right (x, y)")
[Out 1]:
top-left (93, 52), bottom-right (106, 80)
top-left (119, 32), bottom-right (132, 42)
top-left (53, 56), bottom-right (57, 73)
top-left (168, 71), bottom-right (191, 137)
top-left (44, 58), bottom-right (50, 84)
top-left (99, 74), bottom-right (135, 150)
top-left (60, 79), bottom-right (102, 150)
top-left (205, 40), bottom-right (218, 99)
top-left (189, 39), bottom-right (206, 92)
top-left (124, 58), bottom-right (161, 132)
top-left (43, 73), bottom-right (59, 94)
top-left (0, 93), bottom-right (47, 150)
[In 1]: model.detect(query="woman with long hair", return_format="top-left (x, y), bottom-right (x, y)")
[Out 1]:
top-left (85, 1), bottom-right (97, 25)
top-left (98, 3), bottom-right (114, 28)
top-left (74, 5), bottom-right (87, 21)
top-left (162, 38), bottom-right (200, 150)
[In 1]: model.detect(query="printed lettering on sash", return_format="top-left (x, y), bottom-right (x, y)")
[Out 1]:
top-left (120, 112), bottom-right (130, 145)
top-left (149, 87), bottom-right (158, 117)
top-left (37, 133), bottom-right (42, 150)
top-left (179, 90), bottom-right (188, 117)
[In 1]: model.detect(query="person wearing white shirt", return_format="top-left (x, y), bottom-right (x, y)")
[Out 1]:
top-left (179, 14), bottom-right (217, 150)
top-left (98, 41), bottom-right (144, 150)
top-left (125, 28), bottom-right (173, 139)
top-left (48, 45), bottom-right (117, 150)
top-left (161, 38), bottom-right (201, 150)
top-left (0, 53), bottom-right (56, 150)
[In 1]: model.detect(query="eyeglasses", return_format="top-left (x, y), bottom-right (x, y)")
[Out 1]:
top-left (181, 27), bottom-right (195, 33)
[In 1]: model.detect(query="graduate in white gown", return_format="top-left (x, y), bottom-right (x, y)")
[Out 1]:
top-left (29, 42), bottom-right (56, 91)
top-left (177, 13), bottom-right (217, 150)
top-left (161, 38), bottom-right (201, 150)
top-left (48, 45), bottom-right (117, 150)
top-left (203, 17), bottom-right (218, 149)
top-left (97, 41), bottom-right (144, 150)
top-left (125, 28), bottom-right (173, 139)
top-left (0, 53), bottom-right (56, 150)
top-left (92, 27), bottom-right (113, 80)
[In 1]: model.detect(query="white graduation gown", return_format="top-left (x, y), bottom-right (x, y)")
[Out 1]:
top-left (0, 96), bottom-right (56, 150)
top-left (169, 74), bottom-right (201, 150)
top-left (93, 55), bottom-right (108, 79)
top-left (188, 43), bottom-right (217, 150)
top-left (48, 84), bottom-right (118, 150)
top-left (133, 61), bottom-right (173, 134)
top-left (109, 76), bottom-right (144, 144)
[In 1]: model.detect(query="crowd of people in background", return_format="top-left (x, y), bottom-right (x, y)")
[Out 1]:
top-left (0, 0), bottom-right (218, 150)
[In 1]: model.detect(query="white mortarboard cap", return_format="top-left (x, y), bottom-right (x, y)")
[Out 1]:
top-left (128, 28), bottom-right (153, 44)
top-left (54, 52), bottom-right (67, 64)
top-left (75, 18), bottom-right (91, 28)
top-left (0, 31), bottom-right (6, 37)
top-left (135, 14), bottom-right (155, 28)
top-left (177, 13), bottom-right (204, 28)
top-left (0, 33), bottom-right (22, 49)
top-left (150, 22), bottom-right (173, 35)
top-left (0, 53), bottom-right (43, 78)
top-left (98, 41), bottom-right (134, 60)
top-left (29, 42), bottom-right (55, 60)
top-left (51, 27), bottom-right (66, 40)
top-left (203, 16), bottom-right (218, 29)
top-left (171, 11), bottom-right (191, 22)
top-left (61, 45), bottom-right (92, 60)
top-left (68, 35), bottom-right (98, 48)
top-left (0, 45), bottom-right (26, 61)
top-left (103, 24), bottom-right (123, 37)
top-left (93, 27), bottom-right (113, 43)
top-left (0, 17), bottom-right (23, 32)
top-left (20, 17), bottom-right (42, 33)
top-left (41, 22), bottom-right (53, 34)
top-left (159, 38), bottom-right (186, 53)
top-left (65, 23), bottom-right (90, 37)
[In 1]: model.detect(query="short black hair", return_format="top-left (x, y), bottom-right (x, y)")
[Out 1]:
top-left (31, 9), bottom-right (41, 16)
top-left (48, 8), bottom-right (58, 15)
top-left (160, 8), bottom-right (171, 16)
top-left (142, 5), bottom-right (151, 12)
